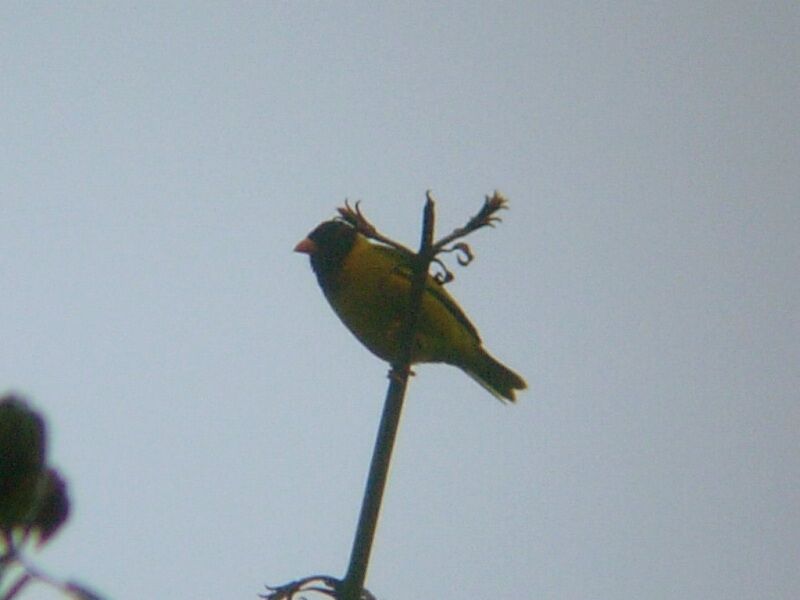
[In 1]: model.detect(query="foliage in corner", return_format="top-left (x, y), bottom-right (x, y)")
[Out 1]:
top-left (0, 394), bottom-right (105, 600)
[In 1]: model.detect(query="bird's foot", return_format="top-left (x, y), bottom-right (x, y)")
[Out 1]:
top-left (388, 365), bottom-right (415, 383)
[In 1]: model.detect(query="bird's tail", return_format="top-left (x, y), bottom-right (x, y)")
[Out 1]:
top-left (463, 348), bottom-right (527, 403)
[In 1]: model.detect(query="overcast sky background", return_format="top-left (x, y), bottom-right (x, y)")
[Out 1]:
top-left (1, 3), bottom-right (798, 599)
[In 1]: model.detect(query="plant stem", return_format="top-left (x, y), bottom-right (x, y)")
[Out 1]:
top-left (339, 196), bottom-right (436, 600)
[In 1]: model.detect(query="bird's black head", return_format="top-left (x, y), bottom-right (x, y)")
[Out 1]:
top-left (294, 220), bottom-right (357, 291)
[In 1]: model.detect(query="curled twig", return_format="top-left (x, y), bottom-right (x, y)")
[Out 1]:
top-left (440, 241), bottom-right (474, 267)
top-left (431, 257), bottom-right (454, 284)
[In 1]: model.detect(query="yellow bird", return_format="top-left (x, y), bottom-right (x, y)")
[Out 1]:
top-left (295, 220), bottom-right (526, 402)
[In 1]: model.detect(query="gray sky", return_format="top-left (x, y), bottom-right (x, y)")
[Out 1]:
top-left (2, 3), bottom-right (798, 599)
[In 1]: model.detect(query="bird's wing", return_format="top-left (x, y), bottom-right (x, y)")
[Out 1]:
top-left (373, 244), bottom-right (482, 343)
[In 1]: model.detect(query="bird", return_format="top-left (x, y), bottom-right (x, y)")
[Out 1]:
top-left (294, 219), bottom-right (526, 402)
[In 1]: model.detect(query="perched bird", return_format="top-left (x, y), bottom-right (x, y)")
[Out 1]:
top-left (295, 220), bottom-right (526, 402)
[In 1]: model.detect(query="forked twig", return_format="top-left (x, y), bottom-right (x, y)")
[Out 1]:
top-left (337, 191), bottom-right (508, 285)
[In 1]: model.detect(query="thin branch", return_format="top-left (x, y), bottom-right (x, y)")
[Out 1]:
top-left (432, 191), bottom-right (508, 253)
top-left (1, 572), bottom-right (32, 600)
top-left (337, 201), bottom-right (416, 257)
top-left (0, 549), bottom-right (105, 600)
top-left (338, 195), bottom-right (437, 600)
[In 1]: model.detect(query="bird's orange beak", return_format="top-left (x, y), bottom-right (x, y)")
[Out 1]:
top-left (294, 238), bottom-right (316, 254)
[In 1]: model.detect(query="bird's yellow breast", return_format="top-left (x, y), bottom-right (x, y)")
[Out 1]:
top-left (325, 236), bottom-right (481, 366)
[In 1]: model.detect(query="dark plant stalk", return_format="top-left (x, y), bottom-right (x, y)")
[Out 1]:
top-left (339, 196), bottom-right (437, 600)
